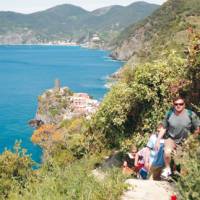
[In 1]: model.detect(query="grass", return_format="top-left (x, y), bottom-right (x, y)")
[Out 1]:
top-left (8, 156), bottom-right (127, 200)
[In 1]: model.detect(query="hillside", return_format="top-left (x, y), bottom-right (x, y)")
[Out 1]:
top-left (1, 32), bottom-right (198, 200)
top-left (0, 2), bottom-right (159, 45)
top-left (111, 0), bottom-right (200, 61)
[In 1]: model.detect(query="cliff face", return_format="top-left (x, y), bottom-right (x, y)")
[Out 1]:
top-left (0, 29), bottom-right (39, 44)
top-left (110, 0), bottom-right (200, 61)
top-left (111, 23), bottom-right (152, 61)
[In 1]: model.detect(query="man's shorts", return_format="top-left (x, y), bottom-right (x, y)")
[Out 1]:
top-left (164, 137), bottom-right (183, 157)
top-left (164, 138), bottom-right (176, 156)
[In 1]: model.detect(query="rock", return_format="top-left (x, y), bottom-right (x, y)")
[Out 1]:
top-left (121, 179), bottom-right (177, 200)
top-left (28, 119), bottom-right (44, 128)
top-left (92, 169), bottom-right (106, 181)
top-left (111, 22), bottom-right (152, 61)
top-left (100, 151), bottom-right (123, 169)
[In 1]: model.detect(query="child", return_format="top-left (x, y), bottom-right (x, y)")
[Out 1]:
top-left (145, 123), bottom-right (165, 180)
top-left (122, 145), bottom-right (137, 175)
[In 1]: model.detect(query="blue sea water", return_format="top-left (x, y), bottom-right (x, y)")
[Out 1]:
top-left (0, 45), bottom-right (123, 163)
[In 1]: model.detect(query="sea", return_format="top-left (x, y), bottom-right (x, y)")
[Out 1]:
top-left (0, 45), bottom-right (123, 163)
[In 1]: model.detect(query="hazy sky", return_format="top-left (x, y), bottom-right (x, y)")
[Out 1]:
top-left (0, 0), bottom-right (167, 14)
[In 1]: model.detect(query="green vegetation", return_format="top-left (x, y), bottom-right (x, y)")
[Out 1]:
top-left (49, 117), bottom-right (88, 161)
top-left (86, 50), bottom-right (186, 151)
top-left (175, 134), bottom-right (200, 200)
top-left (2, 154), bottom-right (126, 200)
top-left (49, 106), bottom-right (59, 117)
top-left (0, 142), bottom-right (35, 199)
top-left (174, 35), bottom-right (200, 199)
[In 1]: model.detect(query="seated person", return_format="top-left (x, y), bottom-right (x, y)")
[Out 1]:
top-left (122, 145), bottom-right (137, 175)
top-left (145, 123), bottom-right (165, 180)
top-left (135, 147), bottom-right (149, 179)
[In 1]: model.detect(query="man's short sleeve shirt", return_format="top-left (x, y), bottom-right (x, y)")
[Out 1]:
top-left (162, 109), bottom-right (200, 143)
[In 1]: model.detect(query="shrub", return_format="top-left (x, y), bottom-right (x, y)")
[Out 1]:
top-left (86, 50), bottom-right (187, 151)
top-left (9, 156), bottom-right (126, 200)
top-left (175, 135), bottom-right (200, 200)
top-left (174, 32), bottom-right (200, 200)
top-left (0, 142), bottom-right (34, 198)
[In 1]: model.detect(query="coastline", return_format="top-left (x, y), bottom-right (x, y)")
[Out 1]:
top-left (0, 42), bottom-right (124, 66)
top-left (0, 44), bottom-right (123, 163)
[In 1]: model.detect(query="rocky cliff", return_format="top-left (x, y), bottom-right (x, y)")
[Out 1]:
top-left (111, 23), bottom-right (152, 61)
top-left (111, 0), bottom-right (200, 61)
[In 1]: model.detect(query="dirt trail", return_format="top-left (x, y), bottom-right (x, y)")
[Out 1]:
top-left (121, 179), bottom-right (176, 200)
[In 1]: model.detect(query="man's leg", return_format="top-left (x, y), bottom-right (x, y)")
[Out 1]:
top-left (164, 138), bottom-right (176, 168)
top-left (161, 138), bottom-right (176, 178)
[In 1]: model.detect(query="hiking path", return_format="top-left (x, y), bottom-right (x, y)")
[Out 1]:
top-left (121, 178), bottom-right (176, 200)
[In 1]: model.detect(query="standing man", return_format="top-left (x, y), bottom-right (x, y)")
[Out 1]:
top-left (155, 96), bottom-right (200, 178)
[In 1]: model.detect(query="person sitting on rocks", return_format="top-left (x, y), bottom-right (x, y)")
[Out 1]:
top-left (122, 145), bottom-right (138, 175)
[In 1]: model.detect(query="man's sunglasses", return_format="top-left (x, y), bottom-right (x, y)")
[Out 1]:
top-left (174, 103), bottom-right (184, 106)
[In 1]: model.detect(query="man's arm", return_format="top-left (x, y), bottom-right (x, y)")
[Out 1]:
top-left (155, 126), bottom-right (166, 151)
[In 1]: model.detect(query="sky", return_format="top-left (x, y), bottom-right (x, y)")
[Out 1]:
top-left (0, 0), bottom-right (167, 14)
